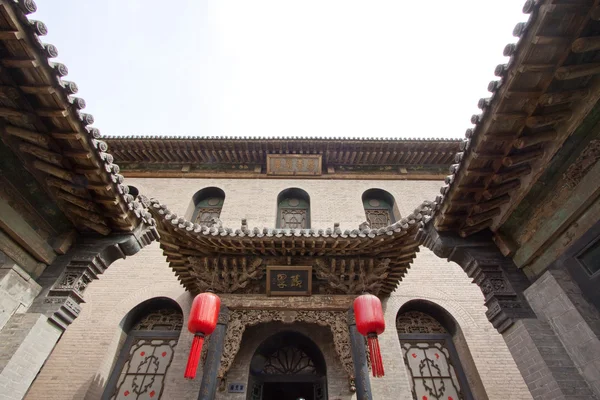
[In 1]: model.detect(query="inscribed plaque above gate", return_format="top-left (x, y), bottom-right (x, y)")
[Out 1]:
top-left (267, 154), bottom-right (322, 176)
top-left (266, 266), bottom-right (312, 296)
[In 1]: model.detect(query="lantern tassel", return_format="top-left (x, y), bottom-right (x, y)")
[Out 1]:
top-left (184, 334), bottom-right (205, 379)
top-left (367, 334), bottom-right (384, 377)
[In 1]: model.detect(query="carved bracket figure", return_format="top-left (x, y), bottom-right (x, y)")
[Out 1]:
top-left (314, 258), bottom-right (390, 295)
top-left (188, 256), bottom-right (264, 293)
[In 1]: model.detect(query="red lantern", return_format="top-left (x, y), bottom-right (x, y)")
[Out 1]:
top-left (184, 292), bottom-right (221, 379)
top-left (353, 294), bottom-right (385, 377)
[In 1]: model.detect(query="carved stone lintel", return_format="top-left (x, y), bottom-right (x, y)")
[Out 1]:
top-left (219, 309), bottom-right (353, 380)
top-left (41, 227), bottom-right (157, 331)
top-left (419, 224), bottom-right (534, 333)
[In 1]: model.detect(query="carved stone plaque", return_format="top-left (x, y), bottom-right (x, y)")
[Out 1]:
top-left (266, 154), bottom-right (322, 176)
top-left (266, 266), bottom-right (312, 296)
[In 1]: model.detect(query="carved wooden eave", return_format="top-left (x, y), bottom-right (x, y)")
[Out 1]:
top-left (104, 136), bottom-right (460, 179)
top-left (148, 198), bottom-right (439, 296)
top-left (434, 0), bottom-right (600, 238)
top-left (0, 0), bottom-right (156, 236)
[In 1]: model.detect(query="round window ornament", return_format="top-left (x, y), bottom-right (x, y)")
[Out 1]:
top-left (207, 198), bottom-right (220, 206)
top-left (368, 199), bottom-right (380, 207)
top-left (288, 198), bottom-right (300, 207)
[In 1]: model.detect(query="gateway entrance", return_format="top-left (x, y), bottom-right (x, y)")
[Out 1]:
top-left (247, 331), bottom-right (327, 400)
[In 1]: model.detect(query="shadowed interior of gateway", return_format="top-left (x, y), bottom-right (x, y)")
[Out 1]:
top-left (248, 331), bottom-right (327, 400)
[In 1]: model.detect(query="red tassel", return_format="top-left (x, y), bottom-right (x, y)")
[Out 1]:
top-left (184, 334), bottom-right (205, 379)
top-left (367, 335), bottom-right (384, 377)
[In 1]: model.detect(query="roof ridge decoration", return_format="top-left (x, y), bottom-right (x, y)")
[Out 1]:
top-left (432, 0), bottom-right (600, 237)
top-left (0, 0), bottom-right (156, 235)
top-left (147, 197), bottom-right (441, 295)
top-left (103, 135), bottom-right (462, 142)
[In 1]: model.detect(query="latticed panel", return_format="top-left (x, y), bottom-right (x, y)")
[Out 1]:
top-left (365, 209), bottom-right (391, 229)
top-left (401, 340), bottom-right (465, 400)
top-left (194, 207), bottom-right (222, 226)
top-left (397, 311), bottom-right (447, 334)
top-left (262, 346), bottom-right (317, 375)
top-left (133, 309), bottom-right (183, 331)
top-left (109, 337), bottom-right (178, 400)
top-left (280, 208), bottom-right (308, 229)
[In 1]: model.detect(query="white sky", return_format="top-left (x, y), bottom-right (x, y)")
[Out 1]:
top-left (35, 1), bottom-right (528, 139)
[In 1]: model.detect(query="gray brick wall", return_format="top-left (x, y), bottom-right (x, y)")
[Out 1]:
top-left (26, 178), bottom-right (532, 399)
top-left (0, 313), bottom-right (61, 400)
top-left (525, 269), bottom-right (600, 397)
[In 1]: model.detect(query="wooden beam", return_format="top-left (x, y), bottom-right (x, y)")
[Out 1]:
top-left (63, 150), bottom-right (92, 160)
top-left (0, 106), bottom-right (27, 118)
top-left (19, 142), bottom-right (63, 165)
top-left (36, 108), bottom-right (68, 118)
top-left (473, 194), bottom-right (511, 214)
top-left (0, 199), bottom-right (56, 265)
top-left (466, 208), bottom-right (501, 226)
top-left (514, 130), bottom-right (558, 149)
top-left (50, 131), bottom-right (82, 140)
top-left (492, 165), bottom-right (532, 184)
top-left (555, 63), bottom-right (600, 80)
top-left (1, 58), bottom-right (38, 68)
top-left (0, 30), bottom-right (22, 40)
top-left (572, 36), bottom-right (600, 53)
top-left (482, 180), bottom-right (520, 200)
top-left (20, 85), bottom-right (55, 95)
top-left (77, 219), bottom-right (111, 236)
top-left (46, 177), bottom-right (89, 197)
top-left (539, 89), bottom-right (589, 106)
top-left (525, 111), bottom-right (572, 128)
top-left (54, 191), bottom-right (97, 211)
top-left (32, 160), bottom-right (75, 181)
top-left (502, 149), bottom-right (544, 167)
top-left (459, 219), bottom-right (493, 238)
top-left (66, 205), bottom-right (107, 225)
top-left (3, 124), bottom-right (50, 147)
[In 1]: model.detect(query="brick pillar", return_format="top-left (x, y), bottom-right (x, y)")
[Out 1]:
top-left (420, 224), bottom-right (598, 400)
top-left (0, 227), bottom-right (157, 400)
top-left (347, 309), bottom-right (373, 400)
top-left (198, 306), bottom-right (229, 400)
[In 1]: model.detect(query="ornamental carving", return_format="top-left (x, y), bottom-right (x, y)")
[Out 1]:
top-left (188, 257), bottom-right (264, 293)
top-left (218, 309), bottom-right (353, 380)
top-left (314, 258), bottom-right (390, 295)
top-left (564, 139), bottom-right (600, 188)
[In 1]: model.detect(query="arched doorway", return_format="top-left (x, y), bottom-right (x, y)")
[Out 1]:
top-left (247, 331), bottom-right (327, 400)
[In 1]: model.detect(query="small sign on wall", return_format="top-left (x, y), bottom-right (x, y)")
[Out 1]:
top-left (228, 383), bottom-right (245, 393)
top-left (266, 266), bottom-right (312, 296)
top-left (266, 154), bottom-right (322, 176)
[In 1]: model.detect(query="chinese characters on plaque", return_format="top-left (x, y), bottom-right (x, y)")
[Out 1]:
top-left (266, 154), bottom-right (322, 176)
top-left (266, 266), bottom-right (312, 296)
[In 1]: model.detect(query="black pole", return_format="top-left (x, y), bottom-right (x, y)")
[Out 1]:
top-left (198, 306), bottom-right (229, 400)
top-left (347, 309), bottom-right (373, 400)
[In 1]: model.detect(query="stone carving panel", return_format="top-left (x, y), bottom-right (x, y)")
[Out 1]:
top-left (218, 309), bottom-right (353, 380)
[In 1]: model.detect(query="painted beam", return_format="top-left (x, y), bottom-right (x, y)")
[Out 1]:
top-left (0, 198), bottom-right (56, 265)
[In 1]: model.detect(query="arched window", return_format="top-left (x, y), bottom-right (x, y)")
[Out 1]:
top-left (191, 187), bottom-right (225, 227)
top-left (103, 298), bottom-right (183, 400)
top-left (397, 301), bottom-right (484, 400)
top-left (276, 188), bottom-right (310, 229)
top-left (362, 189), bottom-right (398, 229)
